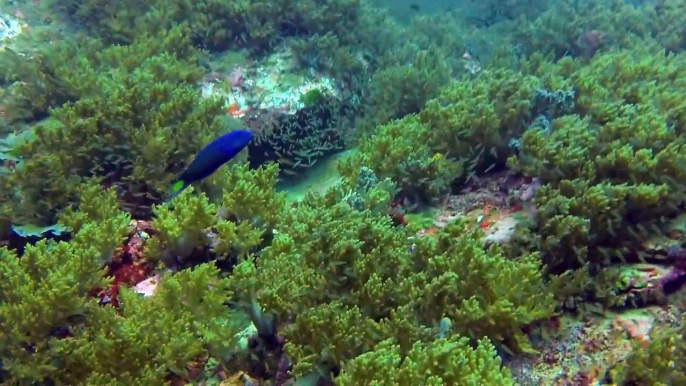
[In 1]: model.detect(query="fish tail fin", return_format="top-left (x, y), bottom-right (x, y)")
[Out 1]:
top-left (166, 179), bottom-right (189, 203)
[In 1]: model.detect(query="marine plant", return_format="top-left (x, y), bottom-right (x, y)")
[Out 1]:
top-left (419, 68), bottom-right (539, 175)
top-left (336, 337), bottom-right (515, 385)
top-left (0, 186), bottom-right (241, 384)
top-left (338, 115), bottom-right (461, 204)
top-left (0, 28), bottom-right (226, 226)
top-left (511, 45), bottom-right (686, 275)
top-left (228, 186), bottom-right (555, 376)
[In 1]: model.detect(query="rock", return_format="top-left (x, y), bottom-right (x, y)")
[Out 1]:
top-left (483, 215), bottom-right (518, 245)
top-left (607, 264), bottom-right (684, 308)
top-left (133, 274), bottom-right (161, 297)
top-left (200, 46), bottom-right (350, 177)
top-left (0, 14), bottom-right (22, 45)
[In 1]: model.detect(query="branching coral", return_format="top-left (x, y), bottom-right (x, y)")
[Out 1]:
top-left (339, 115), bottom-right (461, 204)
top-left (0, 24), bottom-right (199, 124)
top-left (336, 337), bottom-right (515, 385)
top-left (0, 247), bottom-right (239, 384)
top-left (569, 45), bottom-right (686, 130)
top-left (0, 241), bottom-right (109, 380)
top-left (7, 3), bottom-right (686, 385)
top-left (419, 68), bottom-right (539, 174)
top-left (359, 48), bottom-right (452, 132)
top-left (147, 163), bottom-right (284, 265)
top-left (610, 326), bottom-right (686, 385)
top-left (146, 187), bottom-right (218, 265)
top-left (0, 182), bottom-right (242, 384)
top-left (410, 220), bottom-right (555, 353)
top-left (58, 182), bottom-right (132, 265)
top-left (227, 188), bottom-right (554, 378)
top-left (211, 163), bottom-right (285, 259)
top-left (58, 0), bottom-right (368, 54)
top-left (505, 0), bottom-right (659, 59)
top-left (56, 263), bottom-right (239, 385)
top-left (0, 28), bottom-right (225, 225)
top-left (511, 46), bottom-right (686, 276)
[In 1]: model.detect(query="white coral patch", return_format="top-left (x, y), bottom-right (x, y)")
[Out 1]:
top-left (0, 14), bottom-right (22, 42)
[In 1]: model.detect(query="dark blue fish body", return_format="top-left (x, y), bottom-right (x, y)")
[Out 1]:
top-left (169, 129), bottom-right (252, 199)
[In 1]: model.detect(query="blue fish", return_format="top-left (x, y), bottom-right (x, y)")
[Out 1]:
top-left (168, 129), bottom-right (253, 200)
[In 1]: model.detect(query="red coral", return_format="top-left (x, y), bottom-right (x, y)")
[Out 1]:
top-left (389, 200), bottom-right (408, 227)
top-left (100, 261), bottom-right (152, 307)
top-left (390, 212), bottom-right (407, 227)
top-left (92, 220), bottom-right (154, 307)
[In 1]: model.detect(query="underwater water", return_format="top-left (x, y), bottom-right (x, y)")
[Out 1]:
top-left (1, 0), bottom-right (686, 384)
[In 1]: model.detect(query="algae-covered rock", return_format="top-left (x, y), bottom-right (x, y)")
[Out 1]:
top-left (199, 47), bottom-right (350, 179)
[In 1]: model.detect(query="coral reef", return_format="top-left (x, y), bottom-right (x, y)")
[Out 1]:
top-left (226, 185), bottom-right (554, 379)
top-left (3, 0), bottom-right (686, 384)
top-left (338, 115), bottom-right (461, 204)
top-left (419, 68), bottom-right (539, 172)
top-left (337, 336), bottom-right (515, 385)
top-left (0, 26), bottom-right (225, 225)
top-left (0, 193), bottom-right (241, 384)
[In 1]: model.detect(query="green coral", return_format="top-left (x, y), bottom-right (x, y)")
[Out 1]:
top-left (339, 115), bottom-right (461, 202)
top-left (0, 25), bottom-right (199, 123)
top-left (147, 164), bottom-right (284, 264)
top-left (0, 238), bottom-right (239, 384)
top-left (0, 239), bottom-right (108, 382)
top-left (7, 2), bottom-right (686, 385)
top-left (344, 68), bottom-right (539, 203)
top-left (59, 182), bottom-right (132, 265)
top-left (511, 47), bottom-right (686, 275)
top-left (59, 0), bottom-right (368, 54)
top-left (419, 68), bottom-right (539, 175)
top-left (570, 45), bottom-right (686, 129)
top-left (411, 221), bottom-right (555, 353)
top-left (299, 88), bottom-right (326, 108)
top-left (0, 28), bottom-right (225, 226)
top-left (505, 0), bottom-right (664, 59)
top-left (337, 337), bottom-right (515, 385)
top-left (146, 187), bottom-right (218, 264)
top-left (0, 180), bottom-right (242, 383)
top-left (0, 158), bottom-right (293, 383)
top-left (359, 48), bottom-right (452, 132)
top-left (211, 163), bottom-right (285, 259)
top-left (213, 163), bottom-right (285, 229)
top-left (228, 189), bottom-right (554, 376)
top-left (611, 327), bottom-right (686, 385)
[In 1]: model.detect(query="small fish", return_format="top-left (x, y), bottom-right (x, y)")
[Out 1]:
top-left (168, 129), bottom-right (253, 200)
